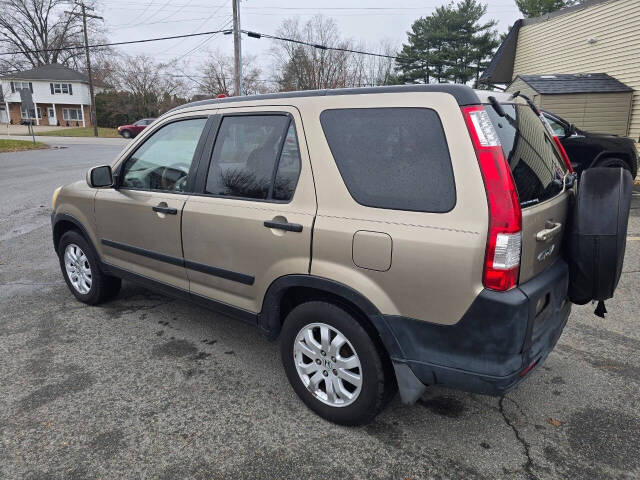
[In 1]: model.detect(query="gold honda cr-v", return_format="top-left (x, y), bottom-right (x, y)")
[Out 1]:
top-left (52, 85), bottom-right (577, 425)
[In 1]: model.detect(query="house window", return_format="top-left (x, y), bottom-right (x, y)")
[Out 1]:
top-left (62, 108), bottom-right (83, 121)
top-left (52, 83), bottom-right (72, 94)
top-left (21, 106), bottom-right (42, 119)
top-left (47, 107), bottom-right (55, 118)
top-left (14, 81), bottom-right (31, 90)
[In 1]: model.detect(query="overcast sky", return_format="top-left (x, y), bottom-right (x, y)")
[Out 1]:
top-left (96, 0), bottom-right (522, 81)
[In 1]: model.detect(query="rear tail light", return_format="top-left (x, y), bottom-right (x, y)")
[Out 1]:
top-left (462, 106), bottom-right (522, 291)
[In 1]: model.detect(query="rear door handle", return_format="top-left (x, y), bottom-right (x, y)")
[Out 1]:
top-left (153, 205), bottom-right (177, 215)
top-left (536, 221), bottom-right (562, 242)
top-left (264, 220), bottom-right (303, 233)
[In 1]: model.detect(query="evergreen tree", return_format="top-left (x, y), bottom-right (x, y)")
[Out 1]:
top-left (515, 0), bottom-right (578, 18)
top-left (396, 0), bottom-right (498, 85)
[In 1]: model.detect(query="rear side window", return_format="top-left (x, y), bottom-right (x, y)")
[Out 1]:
top-left (320, 108), bottom-right (455, 213)
top-left (486, 104), bottom-right (567, 208)
top-left (205, 115), bottom-right (301, 201)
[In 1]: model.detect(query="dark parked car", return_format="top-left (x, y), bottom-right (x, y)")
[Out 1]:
top-left (117, 118), bottom-right (156, 139)
top-left (541, 110), bottom-right (638, 178)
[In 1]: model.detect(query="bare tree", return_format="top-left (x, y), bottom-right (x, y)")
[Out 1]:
top-left (271, 15), bottom-right (360, 91)
top-left (350, 39), bottom-right (398, 87)
top-left (0, 0), bottom-right (105, 72)
top-left (197, 49), bottom-right (269, 97)
top-left (111, 54), bottom-right (187, 117)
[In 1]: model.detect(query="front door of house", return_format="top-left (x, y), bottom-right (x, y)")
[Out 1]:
top-left (47, 107), bottom-right (56, 126)
top-left (0, 107), bottom-right (7, 124)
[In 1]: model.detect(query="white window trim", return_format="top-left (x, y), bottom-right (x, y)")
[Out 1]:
top-left (20, 106), bottom-right (41, 119)
top-left (53, 83), bottom-right (71, 94)
top-left (62, 107), bottom-right (83, 121)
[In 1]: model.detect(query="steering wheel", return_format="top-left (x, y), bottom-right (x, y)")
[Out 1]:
top-left (160, 163), bottom-right (190, 190)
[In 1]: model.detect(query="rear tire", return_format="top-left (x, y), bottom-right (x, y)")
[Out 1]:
top-left (58, 230), bottom-right (121, 305)
top-left (280, 301), bottom-right (390, 425)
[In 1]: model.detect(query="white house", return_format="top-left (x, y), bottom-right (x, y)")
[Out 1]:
top-left (0, 63), bottom-right (96, 127)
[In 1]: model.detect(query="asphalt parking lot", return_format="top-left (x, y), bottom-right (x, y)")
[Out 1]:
top-left (1, 140), bottom-right (639, 480)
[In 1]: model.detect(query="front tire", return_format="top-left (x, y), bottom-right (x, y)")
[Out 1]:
top-left (280, 301), bottom-right (390, 425)
top-left (121, 129), bottom-right (132, 139)
top-left (58, 230), bottom-right (121, 305)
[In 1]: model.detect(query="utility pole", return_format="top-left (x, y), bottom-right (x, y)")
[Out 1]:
top-left (66, 2), bottom-right (102, 137)
top-left (232, 0), bottom-right (243, 96)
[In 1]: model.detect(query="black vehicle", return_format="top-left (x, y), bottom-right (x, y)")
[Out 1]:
top-left (542, 110), bottom-right (638, 178)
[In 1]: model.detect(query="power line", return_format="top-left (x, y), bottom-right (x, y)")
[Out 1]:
top-left (243, 30), bottom-right (398, 60)
top-left (0, 29), bottom-right (233, 57)
top-left (158, 0), bottom-right (230, 54)
top-left (172, 18), bottom-right (233, 62)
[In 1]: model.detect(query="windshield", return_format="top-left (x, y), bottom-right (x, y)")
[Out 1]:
top-left (486, 103), bottom-right (567, 208)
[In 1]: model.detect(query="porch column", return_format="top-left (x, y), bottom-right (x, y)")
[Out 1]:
top-left (81, 104), bottom-right (85, 127)
top-left (34, 102), bottom-right (39, 126)
top-left (52, 103), bottom-right (56, 126)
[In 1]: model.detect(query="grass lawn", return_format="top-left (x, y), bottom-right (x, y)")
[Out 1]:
top-left (0, 139), bottom-right (48, 153)
top-left (38, 127), bottom-right (120, 138)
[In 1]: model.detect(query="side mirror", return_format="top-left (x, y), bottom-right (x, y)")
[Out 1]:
top-left (564, 123), bottom-right (576, 138)
top-left (87, 165), bottom-right (114, 188)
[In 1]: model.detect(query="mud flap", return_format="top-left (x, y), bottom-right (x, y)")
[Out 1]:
top-left (392, 362), bottom-right (428, 404)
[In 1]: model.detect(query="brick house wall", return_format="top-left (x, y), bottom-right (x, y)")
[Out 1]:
top-left (5, 102), bottom-right (92, 126)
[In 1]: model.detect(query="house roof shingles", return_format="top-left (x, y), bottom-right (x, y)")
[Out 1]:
top-left (516, 73), bottom-right (632, 94)
top-left (1, 63), bottom-right (88, 83)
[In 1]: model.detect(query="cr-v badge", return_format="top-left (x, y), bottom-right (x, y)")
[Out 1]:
top-left (537, 244), bottom-right (555, 262)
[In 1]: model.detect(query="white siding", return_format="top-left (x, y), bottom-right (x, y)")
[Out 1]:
top-left (0, 79), bottom-right (91, 105)
top-left (512, 0), bottom-right (640, 138)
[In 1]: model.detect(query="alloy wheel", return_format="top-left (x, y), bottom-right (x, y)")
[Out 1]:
top-left (293, 322), bottom-right (363, 407)
top-left (64, 243), bottom-right (92, 294)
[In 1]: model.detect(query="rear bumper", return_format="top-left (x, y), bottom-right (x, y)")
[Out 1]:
top-left (372, 260), bottom-right (570, 400)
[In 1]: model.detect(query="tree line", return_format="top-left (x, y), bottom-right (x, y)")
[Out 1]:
top-left (0, 0), bottom-right (579, 127)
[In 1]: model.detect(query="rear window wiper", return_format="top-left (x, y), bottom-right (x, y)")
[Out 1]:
top-left (487, 96), bottom-right (506, 117)
top-left (508, 90), bottom-right (540, 114)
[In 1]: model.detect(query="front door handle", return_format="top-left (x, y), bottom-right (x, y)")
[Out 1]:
top-left (153, 204), bottom-right (177, 215)
top-left (536, 221), bottom-right (562, 242)
top-left (264, 220), bottom-right (303, 233)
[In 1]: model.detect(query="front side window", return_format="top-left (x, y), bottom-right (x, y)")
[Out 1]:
top-left (205, 115), bottom-right (301, 201)
top-left (544, 114), bottom-right (566, 137)
top-left (320, 108), bottom-right (456, 212)
top-left (121, 118), bottom-right (207, 192)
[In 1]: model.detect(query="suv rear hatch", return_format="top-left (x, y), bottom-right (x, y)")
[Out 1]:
top-left (485, 101), bottom-right (571, 284)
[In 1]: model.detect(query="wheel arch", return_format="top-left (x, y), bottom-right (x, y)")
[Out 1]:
top-left (258, 274), bottom-right (402, 364)
top-left (589, 150), bottom-right (637, 174)
top-left (52, 213), bottom-right (94, 254)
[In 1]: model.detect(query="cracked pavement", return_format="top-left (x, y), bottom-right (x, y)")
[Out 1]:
top-left (1, 143), bottom-right (639, 479)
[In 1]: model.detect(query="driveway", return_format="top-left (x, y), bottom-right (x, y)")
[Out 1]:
top-left (0, 143), bottom-right (639, 479)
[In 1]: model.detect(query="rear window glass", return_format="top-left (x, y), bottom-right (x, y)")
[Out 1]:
top-left (486, 104), bottom-right (567, 208)
top-left (320, 108), bottom-right (455, 213)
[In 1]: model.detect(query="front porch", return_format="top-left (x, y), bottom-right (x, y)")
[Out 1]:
top-left (3, 102), bottom-right (92, 127)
